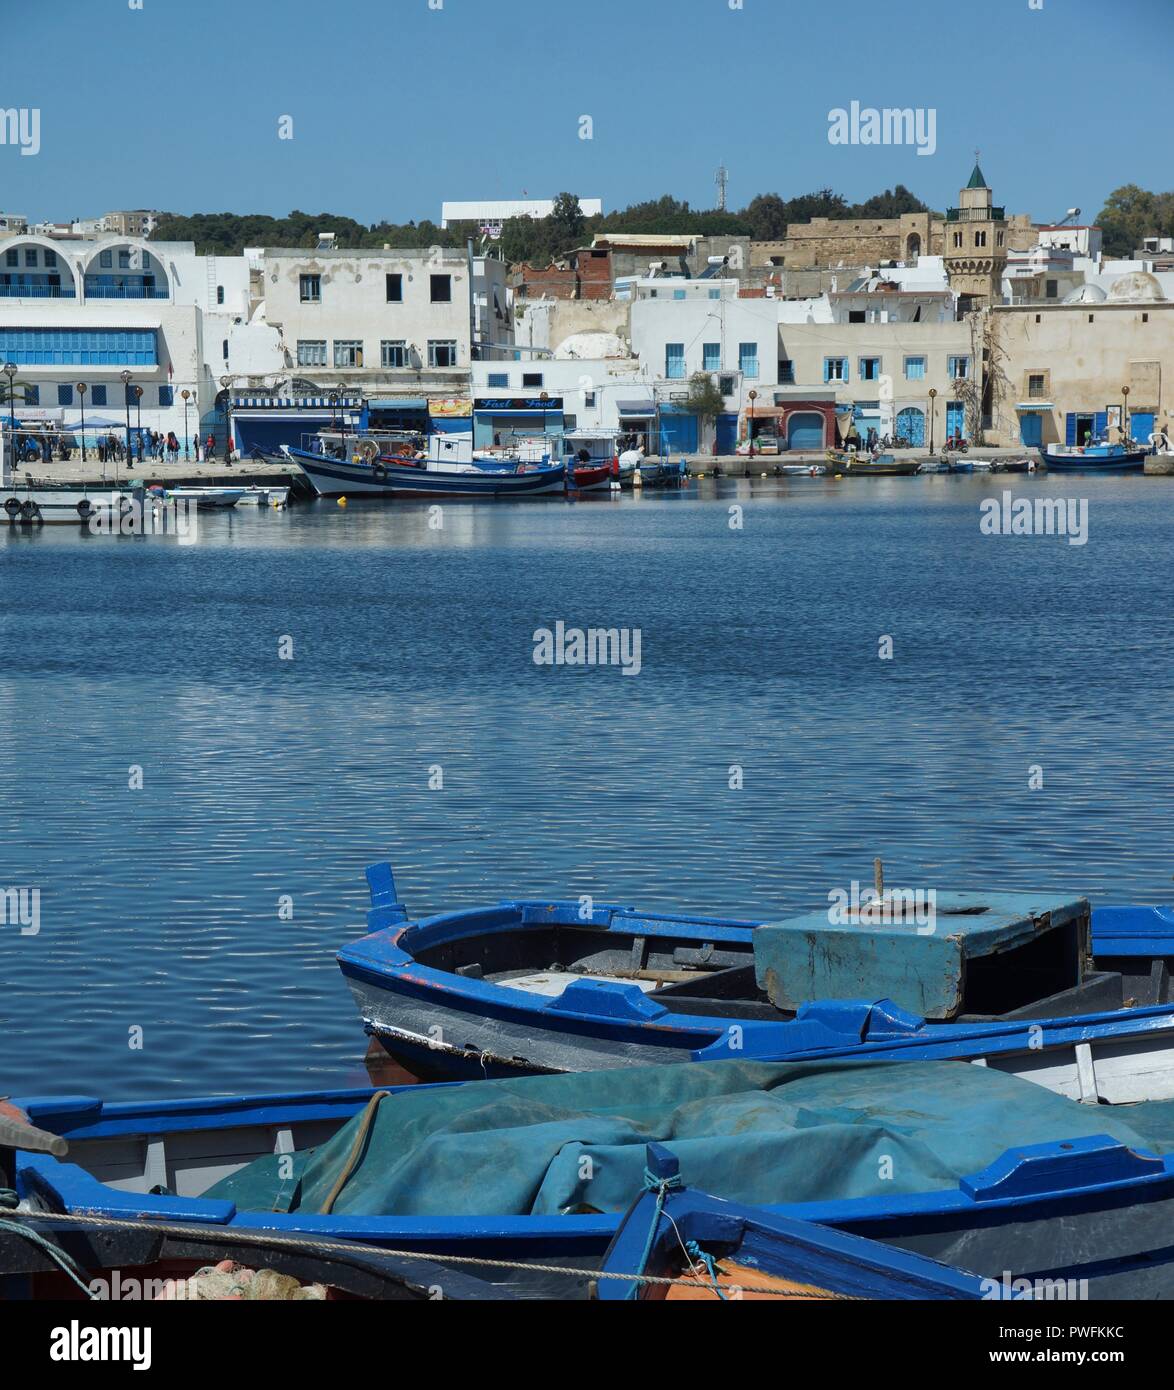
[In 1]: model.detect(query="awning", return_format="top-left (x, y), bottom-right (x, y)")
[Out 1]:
top-left (369, 397), bottom-right (427, 411)
top-left (617, 399), bottom-right (655, 415)
top-left (1014, 402), bottom-right (1054, 411)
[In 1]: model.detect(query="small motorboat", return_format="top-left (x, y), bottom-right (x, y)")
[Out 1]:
top-left (568, 455), bottom-right (613, 493)
top-left (160, 486), bottom-right (245, 510)
top-left (12, 1060), bottom-right (1174, 1295)
top-left (778, 463), bottom-right (827, 477)
top-left (239, 485), bottom-right (291, 508)
top-left (990, 457), bottom-right (1037, 473)
top-left (638, 458), bottom-right (688, 488)
top-left (827, 451), bottom-right (920, 477)
top-left (340, 864), bottom-right (1174, 1100)
top-left (1040, 440), bottom-right (1147, 471)
top-left (598, 1144), bottom-right (987, 1300)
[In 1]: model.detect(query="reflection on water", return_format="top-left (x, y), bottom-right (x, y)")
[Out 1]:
top-left (1, 475), bottom-right (1172, 1097)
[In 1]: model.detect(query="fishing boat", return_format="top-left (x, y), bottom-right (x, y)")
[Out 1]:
top-left (1039, 440), bottom-right (1147, 471)
top-left (779, 463), bottom-right (827, 476)
top-left (638, 458), bottom-right (688, 488)
top-left (339, 864), bottom-right (1174, 1096)
top-left (240, 485), bottom-right (290, 508)
top-left (12, 1059), bottom-right (1174, 1295)
top-left (158, 486), bottom-right (245, 510)
top-left (567, 456), bottom-right (613, 493)
top-left (990, 457), bottom-right (1037, 473)
top-left (282, 437), bottom-right (567, 500)
top-left (597, 1144), bottom-right (987, 1300)
top-left (826, 451), bottom-right (920, 477)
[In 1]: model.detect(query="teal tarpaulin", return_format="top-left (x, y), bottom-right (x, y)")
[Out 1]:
top-left (204, 1060), bottom-right (1168, 1218)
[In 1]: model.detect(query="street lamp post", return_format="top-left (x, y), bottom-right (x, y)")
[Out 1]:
top-left (747, 389), bottom-right (758, 460)
top-left (539, 390), bottom-right (550, 460)
top-left (181, 389), bottom-right (190, 460)
top-left (134, 385), bottom-right (143, 461)
top-left (1122, 385), bottom-right (1130, 443)
top-left (3, 363), bottom-right (17, 467)
top-left (119, 370), bottom-right (133, 481)
top-left (220, 376), bottom-right (233, 463)
top-left (928, 387), bottom-right (938, 455)
top-left (76, 382), bottom-right (87, 464)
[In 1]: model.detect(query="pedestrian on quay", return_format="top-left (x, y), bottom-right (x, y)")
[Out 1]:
top-left (205, 431), bottom-right (216, 461)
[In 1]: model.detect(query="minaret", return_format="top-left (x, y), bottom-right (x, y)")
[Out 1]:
top-left (943, 154), bottom-right (1008, 311)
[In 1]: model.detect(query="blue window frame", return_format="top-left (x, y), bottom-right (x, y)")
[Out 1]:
top-left (824, 357), bottom-right (848, 383)
top-left (708, 288), bottom-right (720, 300)
top-left (159, 385), bottom-right (173, 406)
top-left (673, 289), bottom-right (686, 300)
top-left (666, 343), bottom-right (686, 379)
top-left (57, 383), bottom-right (74, 405)
top-left (702, 342), bottom-right (720, 372)
top-left (859, 356), bottom-right (881, 381)
top-left (4, 249), bottom-right (16, 267)
top-left (948, 355), bottom-right (970, 379)
top-left (487, 372), bottom-right (509, 388)
top-left (99, 251), bottom-right (112, 268)
top-left (0, 328), bottom-right (157, 366)
top-left (91, 385), bottom-right (107, 405)
top-left (118, 251), bottom-right (131, 269)
top-left (24, 249), bottom-right (36, 267)
top-left (24, 385), bottom-right (39, 405)
top-left (904, 356), bottom-right (926, 380)
top-left (299, 274), bottom-right (321, 303)
top-left (738, 342), bottom-right (758, 378)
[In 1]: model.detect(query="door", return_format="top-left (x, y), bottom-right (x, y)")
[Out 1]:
top-left (896, 407), bottom-right (925, 446)
top-left (1130, 411), bottom-right (1154, 445)
top-left (715, 413), bottom-right (738, 455)
top-left (659, 412), bottom-right (697, 453)
top-left (945, 401), bottom-right (967, 441)
top-left (1019, 412), bottom-right (1042, 447)
top-left (786, 412), bottom-right (825, 450)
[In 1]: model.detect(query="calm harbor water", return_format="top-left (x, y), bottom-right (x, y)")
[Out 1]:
top-left (2, 473), bottom-right (1173, 1099)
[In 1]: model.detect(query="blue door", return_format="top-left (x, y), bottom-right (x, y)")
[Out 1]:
top-left (1131, 411), bottom-right (1154, 445)
top-left (945, 401), bottom-right (967, 441)
top-left (715, 413), bottom-right (738, 454)
top-left (1019, 412), bottom-right (1042, 447)
top-left (896, 407), bottom-right (925, 446)
top-left (786, 412), bottom-right (825, 450)
top-left (659, 411), bottom-right (698, 453)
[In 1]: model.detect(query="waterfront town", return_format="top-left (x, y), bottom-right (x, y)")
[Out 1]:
top-left (1, 163), bottom-right (1172, 469)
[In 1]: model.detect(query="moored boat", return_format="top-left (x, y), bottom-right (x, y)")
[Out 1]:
top-left (282, 440), bottom-right (567, 499)
top-left (827, 451), bottom-right (920, 476)
top-left (160, 486), bottom-right (245, 510)
top-left (638, 458), bottom-right (688, 488)
top-left (1040, 440), bottom-right (1147, 471)
top-left (13, 1059), bottom-right (1174, 1295)
top-left (339, 864), bottom-right (1174, 1097)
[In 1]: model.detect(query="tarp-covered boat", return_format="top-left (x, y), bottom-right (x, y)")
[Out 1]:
top-left (14, 1059), bottom-right (1174, 1296)
top-left (339, 865), bottom-right (1174, 1093)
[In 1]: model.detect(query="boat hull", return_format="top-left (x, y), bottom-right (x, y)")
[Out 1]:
top-left (1, 486), bottom-right (142, 526)
top-left (283, 446), bottom-right (567, 498)
top-left (1040, 448), bottom-right (1146, 471)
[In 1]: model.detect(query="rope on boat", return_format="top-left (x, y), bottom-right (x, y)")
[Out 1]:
top-left (0, 1194), bottom-right (99, 1298)
top-left (0, 1208), bottom-right (849, 1297)
top-left (624, 1166), bottom-right (683, 1300)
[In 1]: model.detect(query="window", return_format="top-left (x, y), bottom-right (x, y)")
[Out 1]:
top-left (996, 231), bottom-right (1004, 247)
top-left (430, 274), bottom-right (451, 302)
top-left (118, 251), bottom-right (131, 269)
top-left (665, 343), bottom-right (686, 379)
top-left (719, 375), bottom-right (735, 397)
top-left (1028, 374), bottom-right (1046, 398)
top-left (708, 288), bottom-right (720, 300)
top-left (487, 371), bottom-right (509, 388)
top-left (91, 385), bottom-right (107, 405)
top-left (953, 231), bottom-right (962, 248)
top-left (948, 356), bottom-right (970, 380)
top-left (0, 328), bottom-right (156, 366)
top-left (738, 342), bottom-right (758, 378)
top-left (702, 342), bottom-right (720, 372)
top-left (859, 357), bottom-right (880, 381)
top-left (583, 391), bottom-right (596, 407)
top-left (1142, 312), bottom-right (1150, 324)
top-left (334, 339), bottom-right (363, 368)
top-left (904, 355), bottom-right (926, 381)
top-left (522, 371), bottom-right (543, 388)
top-left (297, 339), bottom-right (327, 367)
top-left (222, 339), bottom-right (229, 360)
top-left (216, 285), bottom-right (225, 305)
top-left (43, 251), bottom-right (55, 268)
top-left (848, 310), bottom-right (866, 324)
top-left (24, 385), bottom-right (38, 405)
top-left (428, 340), bottom-right (457, 367)
top-left (381, 340), bottom-right (407, 368)
top-left (779, 359), bottom-right (795, 384)
top-left (673, 289), bottom-right (686, 300)
top-left (159, 386), bottom-right (173, 406)
top-left (124, 383), bottom-right (135, 405)
top-left (1045, 279), bottom-right (1058, 299)
top-left (24, 249), bottom-right (37, 267)
top-left (386, 273), bottom-right (402, 302)
top-left (57, 384), bottom-right (73, 406)
top-left (974, 231), bottom-right (987, 248)
top-left (299, 274), bottom-right (321, 303)
top-left (824, 357), bottom-right (848, 383)
top-left (99, 251), bottom-right (112, 268)
top-left (4, 249), bottom-right (16, 266)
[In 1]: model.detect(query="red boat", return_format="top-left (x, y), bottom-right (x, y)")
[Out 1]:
top-left (571, 461), bottom-right (614, 492)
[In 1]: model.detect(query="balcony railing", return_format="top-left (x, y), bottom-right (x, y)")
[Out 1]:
top-left (0, 285), bottom-right (77, 298)
top-left (82, 285), bottom-right (169, 299)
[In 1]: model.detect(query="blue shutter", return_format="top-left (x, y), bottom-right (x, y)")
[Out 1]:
top-left (1094, 411), bottom-right (1107, 438)
top-left (1065, 413), bottom-right (1076, 446)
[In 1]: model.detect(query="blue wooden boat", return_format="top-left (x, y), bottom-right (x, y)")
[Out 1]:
top-left (1040, 440), bottom-right (1146, 471)
top-left (338, 865), bottom-right (1174, 1100)
top-left (281, 444), bottom-right (566, 499)
top-left (597, 1144), bottom-right (987, 1300)
top-left (12, 1059), bottom-right (1174, 1296)
top-left (638, 458), bottom-right (688, 487)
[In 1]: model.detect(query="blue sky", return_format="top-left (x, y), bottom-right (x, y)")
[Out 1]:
top-left (2, 0), bottom-right (1171, 226)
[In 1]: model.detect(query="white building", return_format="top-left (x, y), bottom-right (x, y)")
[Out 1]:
top-left (441, 198), bottom-right (603, 230)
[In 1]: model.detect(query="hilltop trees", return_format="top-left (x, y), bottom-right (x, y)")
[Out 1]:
top-left (1096, 185), bottom-right (1174, 259)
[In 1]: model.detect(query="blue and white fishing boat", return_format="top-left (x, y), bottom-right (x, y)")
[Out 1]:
top-left (158, 486), bottom-right (245, 510)
top-left (338, 865), bottom-right (1174, 1099)
top-left (12, 1058), bottom-right (1174, 1295)
top-left (638, 458), bottom-right (688, 488)
top-left (1040, 439), bottom-right (1147, 471)
top-left (598, 1143), bottom-right (987, 1300)
top-left (282, 438), bottom-right (566, 499)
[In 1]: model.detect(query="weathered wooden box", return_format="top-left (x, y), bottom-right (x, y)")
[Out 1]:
top-left (753, 891), bottom-right (1090, 1021)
